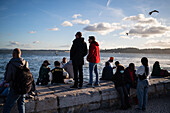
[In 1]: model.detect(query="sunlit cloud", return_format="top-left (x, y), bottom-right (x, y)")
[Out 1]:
top-left (72, 14), bottom-right (82, 19)
top-left (83, 22), bottom-right (122, 35)
top-left (7, 41), bottom-right (33, 48)
top-left (48, 27), bottom-right (59, 31)
top-left (123, 14), bottom-right (170, 38)
top-left (28, 31), bottom-right (36, 34)
top-left (33, 41), bottom-right (40, 44)
top-left (72, 19), bottom-right (90, 25)
top-left (145, 39), bottom-right (170, 48)
top-left (61, 21), bottom-right (73, 27)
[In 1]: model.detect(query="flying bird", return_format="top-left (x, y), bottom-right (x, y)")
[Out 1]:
top-left (126, 33), bottom-right (129, 36)
top-left (149, 10), bottom-right (159, 15)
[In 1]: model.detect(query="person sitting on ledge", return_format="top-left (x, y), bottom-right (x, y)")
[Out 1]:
top-left (36, 60), bottom-right (51, 85)
top-left (107, 57), bottom-right (114, 68)
top-left (49, 61), bottom-right (69, 84)
top-left (100, 62), bottom-right (114, 81)
top-left (60, 57), bottom-right (67, 68)
top-left (151, 61), bottom-right (170, 77)
top-left (63, 60), bottom-right (74, 79)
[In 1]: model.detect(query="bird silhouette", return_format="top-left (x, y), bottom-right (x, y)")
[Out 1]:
top-left (149, 10), bottom-right (159, 15)
top-left (126, 33), bottom-right (129, 36)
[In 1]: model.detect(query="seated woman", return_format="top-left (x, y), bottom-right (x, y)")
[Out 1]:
top-left (36, 60), bottom-right (51, 85)
top-left (100, 62), bottom-right (113, 81)
top-left (49, 61), bottom-right (69, 84)
top-left (124, 63), bottom-right (137, 95)
top-left (151, 61), bottom-right (170, 77)
top-left (63, 60), bottom-right (74, 79)
top-left (113, 61), bottom-right (130, 110)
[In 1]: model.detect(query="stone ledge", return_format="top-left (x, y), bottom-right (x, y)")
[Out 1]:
top-left (0, 77), bottom-right (170, 113)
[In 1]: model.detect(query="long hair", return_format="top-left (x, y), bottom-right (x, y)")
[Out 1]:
top-left (141, 57), bottom-right (149, 75)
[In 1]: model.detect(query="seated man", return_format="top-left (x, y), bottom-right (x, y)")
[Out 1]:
top-left (100, 62), bottom-right (113, 81)
top-left (63, 60), bottom-right (74, 79)
top-left (49, 61), bottom-right (68, 84)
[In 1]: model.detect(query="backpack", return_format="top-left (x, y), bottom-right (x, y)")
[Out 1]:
top-left (138, 72), bottom-right (147, 80)
top-left (12, 61), bottom-right (33, 94)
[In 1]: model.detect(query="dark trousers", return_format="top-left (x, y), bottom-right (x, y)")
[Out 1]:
top-left (73, 65), bottom-right (83, 86)
top-left (116, 86), bottom-right (130, 107)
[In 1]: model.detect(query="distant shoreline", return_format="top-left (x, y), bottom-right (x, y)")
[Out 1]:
top-left (0, 48), bottom-right (170, 54)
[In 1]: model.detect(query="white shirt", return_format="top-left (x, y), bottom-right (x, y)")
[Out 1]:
top-left (136, 65), bottom-right (150, 78)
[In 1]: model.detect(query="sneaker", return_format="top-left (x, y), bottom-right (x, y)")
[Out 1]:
top-left (70, 85), bottom-right (78, 88)
top-left (94, 83), bottom-right (100, 87)
top-left (86, 83), bottom-right (93, 87)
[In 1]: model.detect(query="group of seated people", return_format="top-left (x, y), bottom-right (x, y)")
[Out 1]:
top-left (36, 57), bottom-right (74, 85)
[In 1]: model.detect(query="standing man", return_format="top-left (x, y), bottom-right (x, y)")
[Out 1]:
top-left (70, 32), bottom-right (87, 88)
top-left (87, 36), bottom-right (100, 87)
top-left (3, 48), bottom-right (29, 113)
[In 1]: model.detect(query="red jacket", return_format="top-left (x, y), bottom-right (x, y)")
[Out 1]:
top-left (87, 41), bottom-right (100, 63)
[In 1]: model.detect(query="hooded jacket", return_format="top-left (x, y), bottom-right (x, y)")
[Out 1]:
top-left (4, 58), bottom-right (28, 89)
top-left (87, 41), bottom-right (100, 63)
top-left (70, 38), bottom-right (88, 66)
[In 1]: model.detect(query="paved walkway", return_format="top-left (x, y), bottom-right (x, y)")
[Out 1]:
top-left (90, 96), bottom-right (170, 113)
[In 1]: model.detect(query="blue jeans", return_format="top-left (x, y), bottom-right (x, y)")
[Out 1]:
top-left (3, 89), bottom-right (25, 113)
top-left (137, 79), bottom-right (149, 109)
top-left (89, 63), bottom-right (99, 85)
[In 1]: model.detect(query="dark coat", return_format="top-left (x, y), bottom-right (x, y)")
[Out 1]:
top-left (101, 66), bottom-right (113, 81)
top-left (124, 67), bottom-right (137, 88)
top-left (87, 41), bottom-right (100, 63)
top-left (70, 38), bottom-right (87, 66)
top-left (113, 65), bottom-right (126, 88)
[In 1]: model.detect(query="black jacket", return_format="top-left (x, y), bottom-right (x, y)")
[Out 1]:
top-left (113, 65), bottom-right (126, 87)
top-left (124, 67), bottom-right (137, 87)
top-left (70, 38), bottom-right (87, 66)
top-left (101, 66), bottom-right (113, 81)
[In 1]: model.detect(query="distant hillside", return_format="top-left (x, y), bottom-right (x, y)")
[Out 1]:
top-left (0, 48), bottom-right (170, 54)
top-left (100, 48), bottom-right (170, 54)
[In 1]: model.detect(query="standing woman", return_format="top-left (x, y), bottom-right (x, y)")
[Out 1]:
top-left (87, 36), bottom-right (100, 87)
top-left (136, 57), bottom-right (149, 111)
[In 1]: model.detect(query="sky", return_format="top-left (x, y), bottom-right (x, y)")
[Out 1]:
top-left (0, 0), bottom-right (170, 50)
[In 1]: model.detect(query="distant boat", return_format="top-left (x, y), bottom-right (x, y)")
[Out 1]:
top-left (55, 51), bottom-right (58, 56)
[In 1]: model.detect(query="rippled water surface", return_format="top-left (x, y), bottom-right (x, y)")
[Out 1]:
top-left (0, 50), bottom-right (170, 81)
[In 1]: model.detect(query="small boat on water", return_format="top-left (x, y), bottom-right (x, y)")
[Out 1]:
top-left (55, 51), bottom-right (58, 56)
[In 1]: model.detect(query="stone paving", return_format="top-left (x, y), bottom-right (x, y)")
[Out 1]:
top-left (90, 96), bottom-right (170, 113)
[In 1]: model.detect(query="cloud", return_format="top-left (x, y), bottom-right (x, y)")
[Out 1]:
top-left (9, 41), bottom-right (20, 46)
top-left (28, 31), bottom-right (36, 34)
top-left (106, 0), bottom-right (111, 7)
top-left (58, 44), bottom-right (70, 48)
top-left (72, 19), bottom-right (90, 25)
top-left (33, 41), bottom-right (40, 44)
top-left (61, 21), bottom-right (73, 27)
top-left (123, 14), bottom-right (170, 38)
top-left (123, 14), bottom-right (158, 25)
top-left (72, 14), bottom-right (82, 19)
top-left (48, 27), bottom-right (59, 31)
top-left (83, 22), bottom-right (122, 35)
top-left (7, 41), bottom-right (33, 48)
top-left (145, 39), bottom-right (170, 48)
